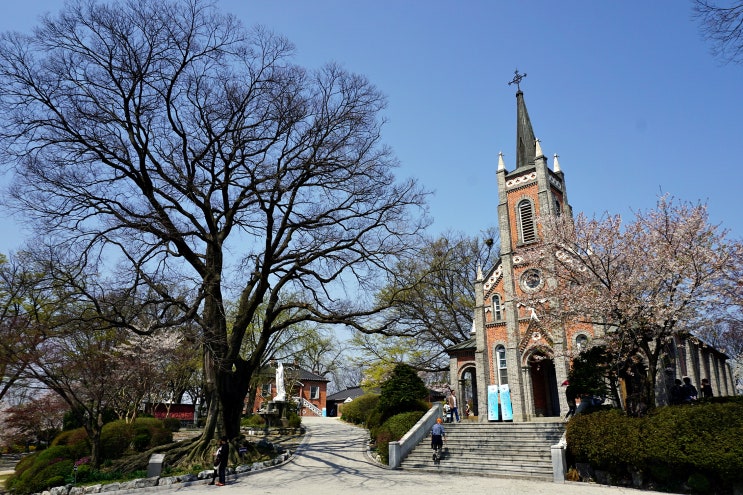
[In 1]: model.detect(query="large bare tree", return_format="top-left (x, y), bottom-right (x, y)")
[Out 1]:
top-left (694, 0), bottom-right (743, 64)
top-left (0, 0), bottom-right (427, 462)
top-left (354, 229), bottom-right (498, 385)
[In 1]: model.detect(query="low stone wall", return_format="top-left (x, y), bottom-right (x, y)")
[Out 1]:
top-left (388, 403), bottom-right (442, 469)
top-left (28, 451), bottom-right (294, 495)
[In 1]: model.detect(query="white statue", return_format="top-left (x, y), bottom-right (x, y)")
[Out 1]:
top-left (275, 362), bottom-right (286, 401)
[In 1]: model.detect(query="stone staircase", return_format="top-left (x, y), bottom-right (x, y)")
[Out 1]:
top-left (399, 420), bottom-right (564, 480)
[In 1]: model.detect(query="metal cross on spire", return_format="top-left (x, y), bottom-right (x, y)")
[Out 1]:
top-left (508, 69), bottom-right (527, 90)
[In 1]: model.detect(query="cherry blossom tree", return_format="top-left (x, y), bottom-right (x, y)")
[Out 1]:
top-left (1, 393), bottom-right (67, 451)
top-left (522, 195), bottom-right (737, 408)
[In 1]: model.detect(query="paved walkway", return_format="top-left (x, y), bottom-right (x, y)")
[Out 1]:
top-left (167, 416), bottom-right (667, 495)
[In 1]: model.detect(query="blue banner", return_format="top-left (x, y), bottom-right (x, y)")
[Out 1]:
top-left (487, 385), bottom-right (499, 421)
top-left (499, 384), bottom-right (513, 421)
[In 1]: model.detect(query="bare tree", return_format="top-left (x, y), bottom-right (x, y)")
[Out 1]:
top-left (694, 0), bottom-right (743, 64)
top-left (0, 0), bottom-right (427, 463)
top-left (366, 230), bottom-right (498, 374)
top-left (523, 195), bottom-right (736, 408)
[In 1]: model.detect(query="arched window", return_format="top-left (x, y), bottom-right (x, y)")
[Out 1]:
top-left (518, 199), bottom-right (536, 244)
top-left (496, 345), bottom-right (508, 385)
top-left (492, 294), bottom-right (502, 321)
top-left (576, 334), bottom-right (588, 351)
top-left (554, 198), bottom-right (562, 216)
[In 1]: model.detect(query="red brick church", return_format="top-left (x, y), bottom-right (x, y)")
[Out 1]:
top-left (447, 86), bottom-right (737, 422)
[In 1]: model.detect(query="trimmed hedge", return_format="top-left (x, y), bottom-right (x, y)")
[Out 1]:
top-left (5, 446), bottom-right (73, 495)
top-left (101, 418), bottom-right (173, 458)
top-left (374, 411), bottom-right (425, 464)
top-left (341, 393), bottom-right (380, 426)
top-left (567, 401), bottom-right (743, 492)
top-left (51, 428), bottom-right (90, 459)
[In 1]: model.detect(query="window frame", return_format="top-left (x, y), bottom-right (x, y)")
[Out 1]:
top-left (495, 345), bottom-right (508, 386)
top-left (492, 294), bottom-right (502, 321)
top-left (517, 199), bottom-right (536, 244)
top-left (261, 383), bottom-right (271, 397)
top-left (310, 385), bottom-right (321, 400)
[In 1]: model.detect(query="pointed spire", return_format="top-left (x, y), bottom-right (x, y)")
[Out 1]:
top-left (553, 153), bottom-right (561, 172)
top-left (515, 90), bottom-right (537, 169)
top-left (476, 262), bottom-right (483, 281)
top-left (535, 138), bottom-right (544, 159)
top-left (497, 152), bottom-right (506, 172)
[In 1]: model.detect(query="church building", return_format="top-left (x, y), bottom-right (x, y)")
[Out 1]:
top-left (447, 85), bottom-right (737, 422)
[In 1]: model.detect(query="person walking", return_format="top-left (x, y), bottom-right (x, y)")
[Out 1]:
top-left (431, 417), bottom-right (446, 460)
top-left (448, 390), bottom-right (460, 422)
top-left (562, 380), bottom-right (577, 419)
top-left (209, 436), bottom-right (229, 486)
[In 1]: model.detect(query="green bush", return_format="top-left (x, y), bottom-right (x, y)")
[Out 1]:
top-left (567, 402), bottom-right (743, 491)
top-left (101, 418), bottom-right (173, 458)
top-left (241, 414), bottom-right (266, 427)
top-left (162, 417), bottom-right (182, 432)
top-left (341, 393), bottom-right (380, 425)
top-left (6, 446), bottom-right (73, 495)
top-left (377, 364), bottom-right (429, 421)
top-left (51, 428), bottom-right (90, 459)
top-left (375, 411), bottom-right (424, 464)
top-left (286, 409), bottom-right (302, 428)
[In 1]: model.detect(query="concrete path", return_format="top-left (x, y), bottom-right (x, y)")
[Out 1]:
top-left (165, 416), bottom-right (667, 495)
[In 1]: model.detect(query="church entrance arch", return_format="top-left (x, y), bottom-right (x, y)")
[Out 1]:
top-left (527, 350), bottom-right (560, 417)
top-left (458, 365), bottom-right (478, 417)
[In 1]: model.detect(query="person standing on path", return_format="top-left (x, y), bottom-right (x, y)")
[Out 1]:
top-left (209, 436), bottom-right (229, 486)
top-left (448, 390), bottom-right (460, 422)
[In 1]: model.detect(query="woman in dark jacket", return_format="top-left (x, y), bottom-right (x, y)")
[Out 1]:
top-left (209, 436), bottom-right (230, 486)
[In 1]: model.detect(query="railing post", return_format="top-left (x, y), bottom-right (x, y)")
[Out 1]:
top-left (551, 433), bottom-right (567, 483)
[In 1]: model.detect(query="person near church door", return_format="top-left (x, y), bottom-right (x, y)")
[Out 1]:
top-left (562, 380), bottom-right (577, 419)
top-left (448, 390), bottom-right (460, 422)
top-left (700, 378), bottom-right (713, 398)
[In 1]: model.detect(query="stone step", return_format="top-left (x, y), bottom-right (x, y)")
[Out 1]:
top-left (399, 421), bottom-right (564, 480)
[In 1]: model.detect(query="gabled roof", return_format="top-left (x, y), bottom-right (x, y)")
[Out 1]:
top-left (446, 338), bottom-right (476, 352)
top-left (258, 364), bottom-right (330, 383)
top-left (295, 367), bottom-right (330, 383)
top-left (326, 386), bottom-right (367, 402)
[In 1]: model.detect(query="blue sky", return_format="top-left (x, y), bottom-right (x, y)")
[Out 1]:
top-left (1, 1), bottom-right (741, 255)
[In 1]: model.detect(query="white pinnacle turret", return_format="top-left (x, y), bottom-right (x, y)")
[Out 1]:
top-left (498, 152), bottom-right (506, 172)
top-left (553, 153), bottom-right (561, 173)
top-left (535, 138), bottom-right (544, 159)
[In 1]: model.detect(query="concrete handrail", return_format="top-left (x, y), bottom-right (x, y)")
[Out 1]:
top-left (388, 403), bottom-right (443, 468)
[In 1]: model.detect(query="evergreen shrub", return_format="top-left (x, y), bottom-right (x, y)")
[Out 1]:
top-left (377, 364), bottom-right (429, 421)
top-left (51, 428), bottom-right (90, 459)
top-left (566, 401), bottom-right (743, 492)
top-left (162, 417), bottom-right (181, 432)
top-left (241, 414), bottom-right (266, 427)
top-left (101, 418), bottom-right (172, 458)
top-left (374, 411), bottom-right (424, 464)
top-left (340, 393), bottom-right (380, 425)
top-left (5, 446), bottom-right (73, 495)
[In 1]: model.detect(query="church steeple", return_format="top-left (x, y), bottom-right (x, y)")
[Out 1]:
top-left (515, 90), bottom-right (537, 170)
